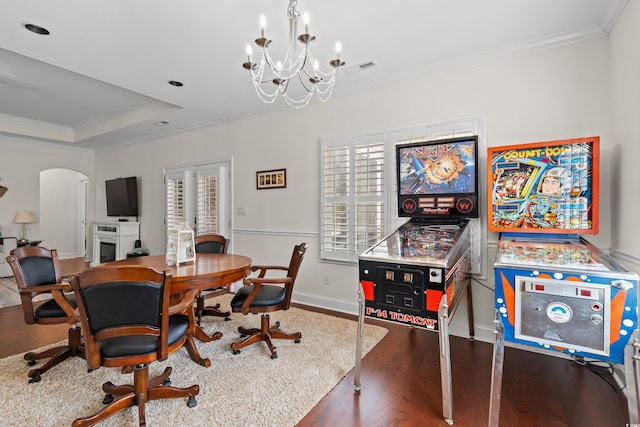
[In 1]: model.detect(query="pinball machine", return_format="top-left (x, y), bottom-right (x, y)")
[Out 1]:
top-left (355, 136), bottom-right (479, 425)
top-left (486, 136), bottom-right (640, 424)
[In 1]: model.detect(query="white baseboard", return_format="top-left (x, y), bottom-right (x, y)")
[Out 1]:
top-left (292, 291), bottom-right (496, 344)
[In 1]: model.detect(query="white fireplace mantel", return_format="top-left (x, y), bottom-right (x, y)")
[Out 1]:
top-left (90, 221), bottom-right (140, 267)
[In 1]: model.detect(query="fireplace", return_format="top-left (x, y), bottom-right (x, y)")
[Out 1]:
top-left (90, 222), bottom-right (140, 266)
top-left (99, 238), bottom-right (117, 263)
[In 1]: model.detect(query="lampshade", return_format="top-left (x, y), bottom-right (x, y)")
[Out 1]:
top-left (13, 210), bottom-right (37, 224)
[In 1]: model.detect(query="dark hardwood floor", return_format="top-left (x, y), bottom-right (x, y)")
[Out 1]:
top-left (0, 303), bottom-right (629, 426)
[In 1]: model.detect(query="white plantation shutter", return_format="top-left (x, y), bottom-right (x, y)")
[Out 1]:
top-left (165, 171), bottom-right (185, 230)
top-left (355, 140), bottom-right (386, 254)
top-left (321, 134), bottom-right (388, 262)
top-left (196, 172), bottom-right (218, 236)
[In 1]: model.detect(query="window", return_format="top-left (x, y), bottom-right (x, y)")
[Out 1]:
top-left (321, 133), bottom-right (389, 263)
top-left (320, 116), bottom-right (486, 276)
top-left (164, 161), bottom-right (231, 244)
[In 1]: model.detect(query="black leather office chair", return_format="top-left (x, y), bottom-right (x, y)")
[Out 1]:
top-left (6, 246), bottom-right (85, 383)
top-left (194, 234), bottom-right (231, 323)
top-left (70, 266), bottom-right (200, 426)
top-left (230, 243), bottom-right (307, 359)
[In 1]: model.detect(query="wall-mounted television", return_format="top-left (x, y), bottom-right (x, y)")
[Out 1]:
top-left (397, 136), bottom-right (479, 219)
top-left (105, 176), bottom-right (139, 217)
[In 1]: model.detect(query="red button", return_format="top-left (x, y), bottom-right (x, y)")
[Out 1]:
top-left (534, 284), bottom-right (544, 291)
top-left (580, 289), bottom-right (591, 297)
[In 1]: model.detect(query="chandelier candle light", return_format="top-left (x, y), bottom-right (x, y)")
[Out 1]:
top-left (243, 0), bottom-right (345, 108)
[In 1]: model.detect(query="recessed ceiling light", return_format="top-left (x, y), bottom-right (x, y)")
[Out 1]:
top-left (22, 23), bottom-right (50, 35)
top-left (168, 80), bottom-right (183, 87)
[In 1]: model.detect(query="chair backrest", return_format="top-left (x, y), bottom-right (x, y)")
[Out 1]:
top-left (71, 266), bottom-right (173, 369)
top-left (194, 234), bottom-right (229, 254)
top-left (6, 246), bottom-right (64, 324)
top-left (283, 243), bottom-right (307, 309)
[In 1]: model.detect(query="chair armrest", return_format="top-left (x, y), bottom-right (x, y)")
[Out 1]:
top-left (249, 265), bottom-right (288, 278)
top-left (168, 289), bottom-right (199, 315)
top-left (243, 276), bottom-right (292, 286)
top-left (19, 282), bottom-right (73, 294)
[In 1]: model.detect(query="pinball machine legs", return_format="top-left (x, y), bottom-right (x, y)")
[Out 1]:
top-left (624, 329), bottom-right (640, 424)
top-left (353, 280), bottom-right (476, 425)
top-left (438, 294), bottom-right (454, 425)
top-left (488, 310), bottom-right (505, 427)
top-left (437, 280), bottom-right (475, 425)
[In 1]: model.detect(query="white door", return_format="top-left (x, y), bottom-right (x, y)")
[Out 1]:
top-left (164, 161), bottom-right (231, 244)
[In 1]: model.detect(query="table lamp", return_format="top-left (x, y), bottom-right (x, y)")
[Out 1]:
top-left (14, 210), bottom-right (37, 244)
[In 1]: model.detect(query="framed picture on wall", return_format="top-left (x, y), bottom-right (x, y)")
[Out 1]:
top-left (256, 169), bottom-right (286, 190)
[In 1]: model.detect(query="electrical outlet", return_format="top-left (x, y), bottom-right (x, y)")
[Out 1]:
top-left (323, 273), bottom-right (331, 285)
top-left (237, 206), bottom-right (248, 216)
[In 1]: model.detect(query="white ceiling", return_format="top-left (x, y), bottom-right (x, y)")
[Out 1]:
top-left (0, 0), bottom-right (628, 151)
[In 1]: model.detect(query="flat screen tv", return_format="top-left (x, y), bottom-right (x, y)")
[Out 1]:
top-left (397, 136), bottom-right (479, 218)
top-left (105, 176), bottom-right (139, 217)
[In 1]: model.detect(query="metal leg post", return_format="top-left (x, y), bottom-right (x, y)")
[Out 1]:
top-left (488, 310), bottom-right (505, 427)
top-left (625, 329), bottom-right (640, 424)
top-left (354, 282), bottom-right (365, 391)
top-left (438, 294), bottom-right (454, 425)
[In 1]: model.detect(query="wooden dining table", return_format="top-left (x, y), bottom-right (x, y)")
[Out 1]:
top-left (61, 253), bottom-right (252, 367)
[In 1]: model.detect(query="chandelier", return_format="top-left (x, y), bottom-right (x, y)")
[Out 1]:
top-left (242, 0), bottom-right (345, 108)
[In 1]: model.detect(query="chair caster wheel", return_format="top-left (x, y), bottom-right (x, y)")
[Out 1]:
top-left (240, 334), bottom-right (247, 338)
top-left (224, 317), bottom-right (231, 321)
top-left (232, 349), bottom-right (241, 355)
top-left (27, 360), bottom-right (37, 366)
top-left (163, 378), bottom-right (171, 386)
top-left (102, 394), bottom-right (114, 404)
top-left (271, 354), bottom-right (278, 359)
top-left (187, 396), bottom-right (197, 408)
top-left (88, 368), bottom-right (94, 373)
top-left (28, 375), bottom-right (41, 384)
top-left (294, 339), bottom-right (301, 344)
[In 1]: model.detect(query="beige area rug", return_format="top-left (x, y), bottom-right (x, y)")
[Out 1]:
top-left (0, 276), bottom-right (51, 308)
top-left (0, 293), bottom-right (387, 426)
top-left (0, 277), bottom-right (20, 308)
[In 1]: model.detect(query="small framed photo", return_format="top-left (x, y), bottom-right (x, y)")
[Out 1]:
top-left (256, 168), bottom-right (287, 190)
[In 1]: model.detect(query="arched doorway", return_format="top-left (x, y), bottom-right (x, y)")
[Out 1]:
top-left (39, 168), bottom-right (88, 259)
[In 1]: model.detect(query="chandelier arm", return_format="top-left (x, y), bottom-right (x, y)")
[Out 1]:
top-left (296, 70), bottom-right (315, 94)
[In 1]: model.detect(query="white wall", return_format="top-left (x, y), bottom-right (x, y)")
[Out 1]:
top-left (95, 35), bottom-right (614, 341)
top-left (609, 0), bottom-right (640, 275)
top-left (0, 137), bottom-right (95, 252)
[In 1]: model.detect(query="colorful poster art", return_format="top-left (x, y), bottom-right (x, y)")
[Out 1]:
top-left (488, 137), bottom-right (599, 234)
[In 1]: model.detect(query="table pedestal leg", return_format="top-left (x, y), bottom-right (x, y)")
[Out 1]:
top-left (193, 325), bottom-right (223, 343)
top-left (183, 335), bottom-right (211, 368)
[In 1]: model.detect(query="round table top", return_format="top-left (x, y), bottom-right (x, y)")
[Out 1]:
top-left (91, 253), bottom-right (252, 293)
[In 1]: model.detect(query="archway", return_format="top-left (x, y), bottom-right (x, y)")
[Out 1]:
top-left (39, 168), bottom-right (88, 259)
